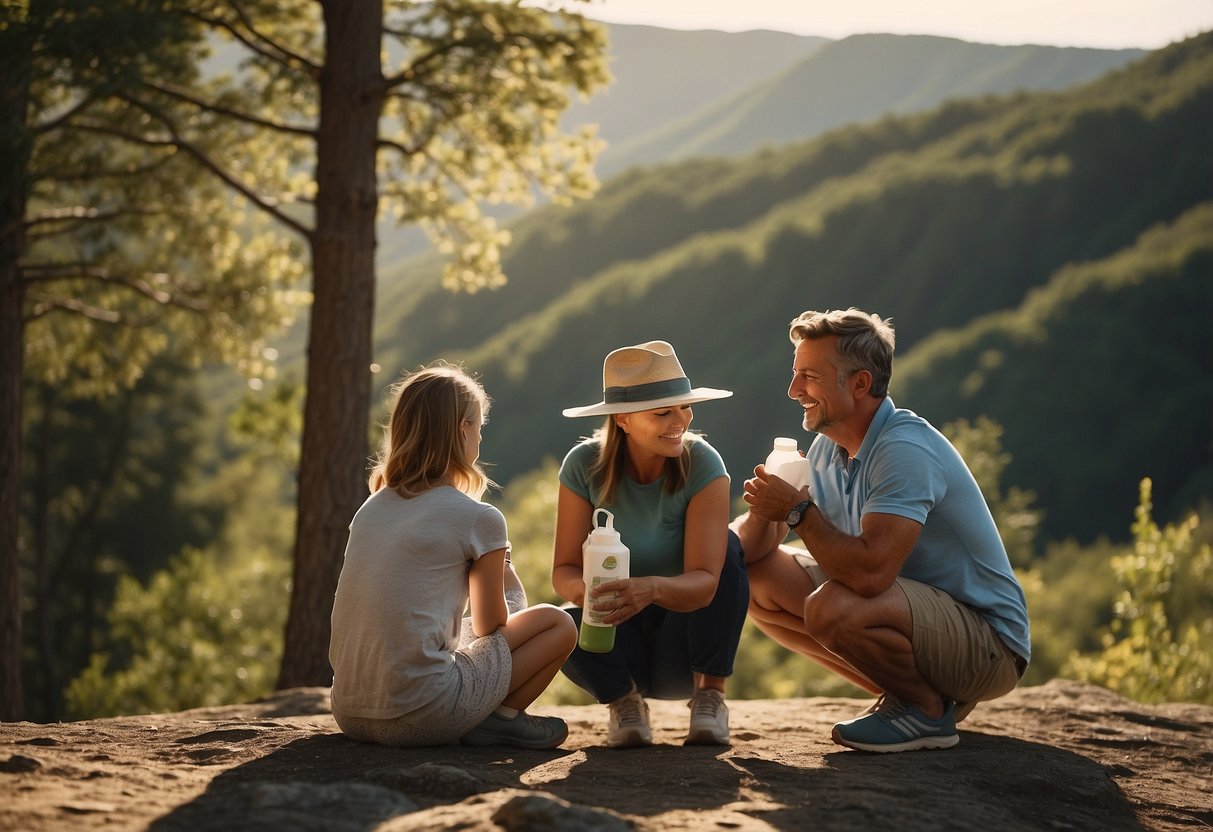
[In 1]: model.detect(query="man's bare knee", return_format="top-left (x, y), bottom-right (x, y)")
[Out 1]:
top-left (803, 582), bottom-right (852, 645)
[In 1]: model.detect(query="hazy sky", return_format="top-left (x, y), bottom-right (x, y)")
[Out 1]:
top-left (568, 0), bottom-right (1213, 49)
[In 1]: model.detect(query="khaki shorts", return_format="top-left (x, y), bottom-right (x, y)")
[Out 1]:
top-left (897, 577), bottom-right (1024, 716)
top-left (793, 553), bottom-right (1024, 717)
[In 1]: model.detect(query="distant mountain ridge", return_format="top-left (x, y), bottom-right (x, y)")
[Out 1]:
top-left (598, 32), bottom-right (1145, 175)
top-left (561, 24), bottom-right (828, 152)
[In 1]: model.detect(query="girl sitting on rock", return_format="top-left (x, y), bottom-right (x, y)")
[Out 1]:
top-left (329, 364), bottom-right (576, 748)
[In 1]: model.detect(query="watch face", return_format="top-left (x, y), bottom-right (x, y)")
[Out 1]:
top-left (786, 500), bottom-right (810, 528)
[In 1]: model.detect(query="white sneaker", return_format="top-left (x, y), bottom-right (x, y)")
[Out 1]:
top-left (685, 688), bottom-right (730, 745)
top-left (607, 690), bottom-right (652, 748)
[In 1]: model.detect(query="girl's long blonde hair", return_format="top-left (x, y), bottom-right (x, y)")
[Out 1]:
top-left (369, 363), bottom-right (494, 500)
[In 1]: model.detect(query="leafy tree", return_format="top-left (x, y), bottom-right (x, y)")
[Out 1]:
top-left (1, 0), bottom-right (302, 720)
top-left (196, 0), bottom-right (606, 689)
top-left (20, 357), bottom-right (225, 721)
top-left (64, 544), bottom-right (289, 718)
top-left (1066, 479), bottom-right (1213, 704)
top-left (61, 380), bottom-right (300, 718)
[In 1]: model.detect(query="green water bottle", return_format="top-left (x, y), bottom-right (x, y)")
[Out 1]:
top-left (578, 508), bottom-right (630, 653)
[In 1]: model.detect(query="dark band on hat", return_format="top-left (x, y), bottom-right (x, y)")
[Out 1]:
top-left (603, 377), bottom-right (692, 404)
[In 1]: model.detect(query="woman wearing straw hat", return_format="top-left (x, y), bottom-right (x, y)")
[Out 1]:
top-left (553, 341), bottom-right (749, 747)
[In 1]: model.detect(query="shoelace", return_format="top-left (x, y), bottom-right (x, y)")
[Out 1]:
top-left (691, 691), bottom-right (723, 719)
top-left (869, 693), bottom-right (903, 715)
top-left (613, 695), bottom-right (646, 726)
top-left (875, 699), bottom-right (912, 723)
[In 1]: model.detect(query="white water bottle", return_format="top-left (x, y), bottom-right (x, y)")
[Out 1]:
top-left (578, 508), bottom-right (630, 653)
top-left (765, 437), bottom-right (811, 490)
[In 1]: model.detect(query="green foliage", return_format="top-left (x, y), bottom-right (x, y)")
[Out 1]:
top-left (941, 416), bottom-right (1041, 566)
top-left (65, 545), bottom-right (290, 718)
top-left (18, 358), bottom-right (225, 721)
top-left (1064, 479), bottom-right (1213, 705)
top-left (490, 458), bottom-right (562, 606)
top-left (1015, 538), bottom-right (1122, 685)
top-left (15, 0), bottom-right (307, 398)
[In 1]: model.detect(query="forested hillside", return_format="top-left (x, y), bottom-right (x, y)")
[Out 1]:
top-left (895, 204), bottom-right (1212, 543)
top-left (375, 32), bottom-right (1213, 546)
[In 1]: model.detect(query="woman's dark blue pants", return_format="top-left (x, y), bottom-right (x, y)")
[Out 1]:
top-left (560, 531), bottom-right (749, 703)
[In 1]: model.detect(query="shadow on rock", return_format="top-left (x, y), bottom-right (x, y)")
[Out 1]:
top-left (539, 744), bottom-right (744, 816)
top-left (147, 726), bottom-right (1153, 831)
top-left (731, 732), bottom-right (1149, 832)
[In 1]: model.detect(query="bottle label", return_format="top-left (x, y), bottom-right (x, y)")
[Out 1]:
top-left (584, 576), bottom-right (615, 627)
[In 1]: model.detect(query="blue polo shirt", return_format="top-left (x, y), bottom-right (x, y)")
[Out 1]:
top-left (805, 397), bottom-right (1031, 663)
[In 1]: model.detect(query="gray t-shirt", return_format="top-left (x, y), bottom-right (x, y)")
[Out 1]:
top-left (328, 486), bottom-right (509, 719)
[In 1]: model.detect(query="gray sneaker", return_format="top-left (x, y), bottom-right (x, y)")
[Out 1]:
top-left (685, 688), bottom-right (730, 745)
top-left (461, 710), bottom-right (568, 749)
top-left (607, 690), bottom-right (652, 748)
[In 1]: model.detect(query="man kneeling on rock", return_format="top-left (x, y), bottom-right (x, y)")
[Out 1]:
top-left (732, 308), bottom-right (1031, 753)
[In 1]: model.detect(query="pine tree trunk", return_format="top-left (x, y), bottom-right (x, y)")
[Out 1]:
top-left (277, 0), bottom-right (384, 689)
top-left (0, 22), bottom-right (32, 721)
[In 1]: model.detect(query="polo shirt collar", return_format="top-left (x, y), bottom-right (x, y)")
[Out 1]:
top-left (831, 397), bottom-right (896, 484)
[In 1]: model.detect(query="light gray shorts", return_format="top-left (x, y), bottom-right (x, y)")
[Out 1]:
top-left (333, 622), bottom-right (511, 746)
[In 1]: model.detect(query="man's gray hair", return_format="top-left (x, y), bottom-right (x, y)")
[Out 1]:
top-left (788, 308), bottom-right (895, 398)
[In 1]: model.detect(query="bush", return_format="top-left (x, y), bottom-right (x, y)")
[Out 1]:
top-left (65, 546), bottom-right (290, 718)
top-left (1065, 479), bottom-right (1213, 704)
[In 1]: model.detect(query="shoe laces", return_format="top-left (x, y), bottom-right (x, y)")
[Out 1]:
top-left (517, 712), bottom-right (545, 729)
top-left (690, 689), bottom-right (725, 719)
top-left (612, 693), bottom-right (646, 726)
top-left (869, 692), bottom-right (902, 715)
top-left (875, 699), bottom-right (912, 723)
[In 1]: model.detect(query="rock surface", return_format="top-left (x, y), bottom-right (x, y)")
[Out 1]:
top-left (2, 680), bottom-right (1211, 831)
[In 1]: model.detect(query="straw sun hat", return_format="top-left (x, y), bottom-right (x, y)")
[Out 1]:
top-left (562, 340), bottom-right (733, 418)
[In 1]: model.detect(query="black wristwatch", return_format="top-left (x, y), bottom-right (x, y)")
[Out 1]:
top-left (785, 499), bottom-right (813, 529)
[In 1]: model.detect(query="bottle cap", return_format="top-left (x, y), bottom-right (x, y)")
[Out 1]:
top-left (773, 437), bottom-right (798, 452)
top-left (590, 508), bottom-right (621, 544)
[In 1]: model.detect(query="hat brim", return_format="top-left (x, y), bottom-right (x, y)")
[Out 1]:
top-left (562, 387), bottom-right (733, 418)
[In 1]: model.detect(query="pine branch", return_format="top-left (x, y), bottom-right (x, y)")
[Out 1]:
top-left (25, 294), bottom-right (122, 323)
top-left (22, 263), bottom-right (209, 315)
top-left (185, 2), bottom-right (320, 80)
top-left (140, 78), bottom-right (316, 139)
top-left (26, 205), bottom-right (164, 234)
top-left (31, 90), bottom-right (103, 135)
top-left (32, 155), bottom-right (173, 185)
top-left (74, 105), bottom-right (313, 241)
